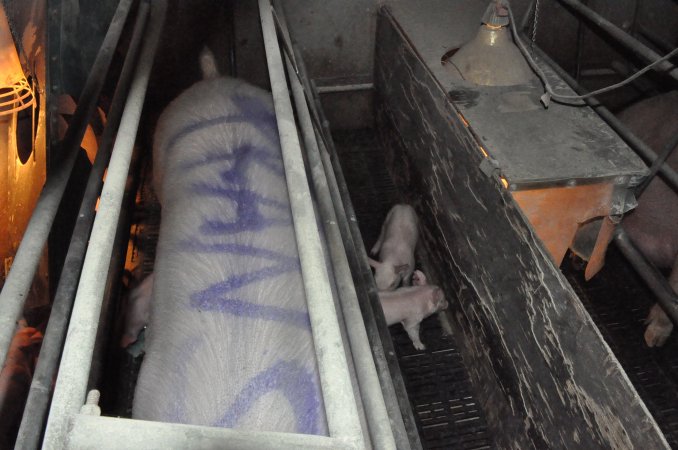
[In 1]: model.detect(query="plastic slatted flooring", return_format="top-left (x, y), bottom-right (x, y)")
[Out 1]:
top-left (334, 129), bottom-right (494, 449)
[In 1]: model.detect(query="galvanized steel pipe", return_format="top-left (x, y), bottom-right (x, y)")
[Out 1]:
top-left (285, 47), bottom-right (397, 450)
top-left (614, 227), bottom-right (678, 326)
top-left (13, 4), bottom-right (150, 448)
top-left (258, 0), bottom-right (363, 446)
top-left (0, 0), bottom-right (135, 370)
top-left (67, 415), bottom-right (355, 450)
top-left (41, 1), bottom-right (165, 448)
top-left (528, 42), bottom-right (678, 194)
top-left (556, 0), bottom-right (678, 82)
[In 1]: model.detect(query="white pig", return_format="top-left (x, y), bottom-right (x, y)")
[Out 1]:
top-left (379, 270), bottom-right (448, 350)
top-left (133, 52), bottom-right (327, 434)
top-left (369, 204), bottom-right (419, 290)
top-left (120, 273), bottom-right (154, 348)
top-left (618, 91), bottom-right (678, 347)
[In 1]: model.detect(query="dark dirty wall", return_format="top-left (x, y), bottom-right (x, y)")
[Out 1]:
top-left (374, 8), bottom-right (669, 450)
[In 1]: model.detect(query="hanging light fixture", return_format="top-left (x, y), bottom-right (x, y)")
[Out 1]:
top-left (0, 4), bottom-right (34, 116)
top-left (449, 0), bottom-right (537, 86)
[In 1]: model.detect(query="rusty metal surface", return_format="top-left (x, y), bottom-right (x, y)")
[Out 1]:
top-left (375, 8), bottom-right (669, 448)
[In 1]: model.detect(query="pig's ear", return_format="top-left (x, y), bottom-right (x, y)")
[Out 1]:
top-left (395, 264), bottom-right (409, 275)
top-left (368, 257), bottom-right (381, 269)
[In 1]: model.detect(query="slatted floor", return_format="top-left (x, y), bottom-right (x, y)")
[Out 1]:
top-left (334, 129), bottom-right (494, 449)
top-left (563, 247), bottom-right (678, 448)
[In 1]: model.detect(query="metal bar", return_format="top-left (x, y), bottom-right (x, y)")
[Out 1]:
top-left (613, 227), bottom-right (678, 325)
top-left (528, 41), bottom-right (678, 194)
top-left (41, 1), bottom-right (165, 448)
top-left (635, 132), bottom-right (678, 197)
top-left (574, 0), bottom-right (588, 81)
top-left (13, 5), bottom-right (150, 447)
top-left (258, 0), bottom-right (363, 445)
top-left (0, 0), bottom-right (135, 372)
top-left (284, 44), bottom-right (397, 450)
top-left (316, 83), bottom-right (374, 94)
top-left (67, 415), bottom-right (354, 450)
top-left (638, 25), bottom-right (675, 55)
top-left (555, 0), bottom-right (678, 82)
top-left (273, 9), bottom-right (417, 443)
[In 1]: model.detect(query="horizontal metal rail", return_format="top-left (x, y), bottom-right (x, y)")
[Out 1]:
top-left (258, 0), bottom-right (363, 446)
top-left (526, 41), bottom-right (678, 195)
top-left (613, 227), bottom-right (678, 326)
top-left (41, 1), bottom-right (165, 448)
top-left (555, 0), bottom-right (678, 83)
top-left (66, 415), bottom-right (355, 450)
top-left (0, 0), bottom-right (135, 370)
top-left (283, 32), bottom-right (397, 450)
top-left (13, 4), bottom-right (150, 448)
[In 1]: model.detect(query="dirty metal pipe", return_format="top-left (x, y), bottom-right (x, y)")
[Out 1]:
top-left (0, 0), bottom-right (135, 371)
top-left (41, 1), bottom-right (165, 448)
top-left (274, 11), bottom-right (418, 444)
top-left (67, 415), bottom-right (355, 450)
top-left (14, 4), bottom-right (149, 448)
top-left (528, 42), bottom-right (678, 194)
top-left (285, 49), bottom-right (397, 450)
top-left (556, 0), bottom-right (678, 82)
top-left (258, 0), bottom-right (363, 445)
top-left (613, 227), bottom-right (678, 326)
top-left (635, 132), bottom-right (678, 197)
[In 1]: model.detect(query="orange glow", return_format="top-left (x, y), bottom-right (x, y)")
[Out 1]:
top-left (479, 146), bottom-right (489, 158)
top-left (485, 23), bottom-right (503, 30)
top-left (0, 5), bottom-right (34, 115)
top-left (500, 177), bottom-right (509, 189)
top-left (457, 113), bottom-right (469, 127)
top-left (95, 197), bottom-right (101, 211)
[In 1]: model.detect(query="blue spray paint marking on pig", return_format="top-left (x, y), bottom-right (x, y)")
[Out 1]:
top-left (165, 94), bottom-right (278, 157)
top-left (191, 297), bottom-right (310, 329)
top-left (214, 359), bottom-right (322, 434)
top-left (180, 146), bottom-right (284, 177)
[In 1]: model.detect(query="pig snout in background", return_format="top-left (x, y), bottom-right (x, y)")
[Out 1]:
top-left (378, 279), bottom-right (448, 350)
top-left (0, 321), bottom-right (42, 449)
top-left (369, 203), bottom-right (419, 290)
top-left (120, 273), bottom-right (154, 349)
top-left (133, 51), bottom-right (327, 434)
top-left (619, 91), bottom-right (678, 347)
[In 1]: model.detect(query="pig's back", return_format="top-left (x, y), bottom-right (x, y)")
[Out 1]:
top-left (133, 78), bottom-right (326, 434)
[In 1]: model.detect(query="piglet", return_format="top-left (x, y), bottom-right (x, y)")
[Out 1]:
top-left (379, 270), bottom-right (448, 350)
top-left (120, 273), bottom-right (154, 348)
top-left (369, 204), bottom-right (419, 290)
top-left (0, 321), bottom-right (42, 448)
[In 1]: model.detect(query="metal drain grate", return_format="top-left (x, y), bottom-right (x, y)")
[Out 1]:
top-left (334, 128), bottom-right (494, 450)
top-left (563, 246), bottom-right (678, 448)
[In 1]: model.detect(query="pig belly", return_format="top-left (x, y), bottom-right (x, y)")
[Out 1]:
top-left (620, 91), bottom-right (678, 269)
top-left (133, 78), bottom-right (327, 435)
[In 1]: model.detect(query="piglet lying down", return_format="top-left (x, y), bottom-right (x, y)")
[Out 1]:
top-left (379, 270), bottom-right (448, 350)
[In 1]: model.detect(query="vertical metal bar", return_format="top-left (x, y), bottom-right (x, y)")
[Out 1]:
top-left (13, 4), bottom-right (150, 447)
top-left (41, 1), bottom-right (165, 447)
top-left (555, 0), bottom-right (678, 82)
top-left (258, 0), bottom-right (363, 445)
top-left (284, 46), bottom-right (398, 450)
top-left (0, 0), bottom-right (134, 370)
top-left (574, 0), bottom-right (587, 81)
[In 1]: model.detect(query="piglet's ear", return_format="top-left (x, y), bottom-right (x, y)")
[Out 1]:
top-left (368, 257), bottom-right (381, 269)
top-left (395, 264), bottom-right (409, 275)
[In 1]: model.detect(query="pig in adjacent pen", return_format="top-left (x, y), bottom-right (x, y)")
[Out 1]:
top-left (619, 91), bottom-right (678, 347)
top-left (369, 203), bottom-right (419, 290)
top-left (132, 52), bottom-right (327, 434)
top-left (378, 270), bottom-right (448, 350)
